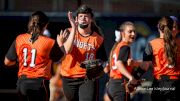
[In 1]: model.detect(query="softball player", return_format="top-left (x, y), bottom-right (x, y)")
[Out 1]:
top-left (4, 11), bottom-right (76, 101)
top-left (129, 16), bottom-right (180, 101)
top-left (59, 5), bottom-right (107, 101)
top-left (106, 21), bottom-right (139, 101)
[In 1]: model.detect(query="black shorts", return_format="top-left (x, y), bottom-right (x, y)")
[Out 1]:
top-left (16, 75), bottom-right (50, 101)
top-left (61, 76), bottom-right (96, 101)
top-left (106, 78), bottom-right (130, 101)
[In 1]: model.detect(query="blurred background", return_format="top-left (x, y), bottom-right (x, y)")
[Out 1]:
top-left (0, 0), bottom-right (179, 101)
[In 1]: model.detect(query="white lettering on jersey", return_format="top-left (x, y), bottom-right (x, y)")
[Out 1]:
top-left (74, 39), bottom-right (95, 50)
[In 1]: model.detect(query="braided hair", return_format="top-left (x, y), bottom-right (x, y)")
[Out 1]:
top-left (28, 11), bottom-right (49, 43)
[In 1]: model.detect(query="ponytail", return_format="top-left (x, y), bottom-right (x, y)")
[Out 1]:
top-left (163, 25), bottom-right (177, 66)
top-left (109, 42), bottom-right (119, 68)
top-left (91, 21), bottom-right (104, 37)
top-left (28, 11), bottom-right (49, 43)
top-left (29, 21), bottom-right (40, 43)
top-left (159, 16), bottom-right (177, 66)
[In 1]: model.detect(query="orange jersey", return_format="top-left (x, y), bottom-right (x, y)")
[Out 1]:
top-left (15, 33), bottom-right (55, 79)
top-left (149, 38), bottom-right (180, 79)
top-left (110, 41), bottom-right (132, 79)
top-left (60, 30), bottom-right (103, 78)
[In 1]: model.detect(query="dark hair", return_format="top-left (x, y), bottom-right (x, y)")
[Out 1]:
top-left (76, 4), bottom-right (94, 17)
top-left (109, 21), bottom-right (134, 67)
top-left (91, 20), bottom-right (103, 37)
top-left (28, 11), bottom-right (49, 43)
top-left (158, 16), bottom-right (177, 66)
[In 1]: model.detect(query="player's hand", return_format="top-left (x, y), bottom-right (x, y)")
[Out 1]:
top-left (127, 58), bottom-right (133, 66)
top-left (67, 11), bottom-right (77, 28)
top-left (126, 77), bottom-right (141, 93)
top-left (57, 29), bottom-right (68, 47)
top-left (103, 61), bottom-right (110, 74)
top-left (129, 78), bottom-right (141, 86)
top-left (50, 76), bottom-right (62, 87)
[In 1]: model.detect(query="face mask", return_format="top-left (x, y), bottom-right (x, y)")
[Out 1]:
top-left (79, 24), bottom-right (89, 29)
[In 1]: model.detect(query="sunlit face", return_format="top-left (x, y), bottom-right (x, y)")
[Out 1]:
top-left (77, 13), bottom-right (92, 25)
top-left (122, 25), bottom-right (136, 44)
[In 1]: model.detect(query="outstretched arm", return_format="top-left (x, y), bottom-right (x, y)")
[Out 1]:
top-left (128, 42), bottom-right (153, 71)
top-left (128, 59), bottom-right (150, 71)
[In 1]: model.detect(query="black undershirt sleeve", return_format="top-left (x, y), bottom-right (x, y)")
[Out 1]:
top-left (143, 43), bottom-right (153, 61)
top-left (49, 41), bottom-right (65, 62)
top-left (6, 40), bottom-right (17, 61)
top-left (117, 46), bottom-right (130, 64)
top-left (96, 41), bottom-right (108, 62)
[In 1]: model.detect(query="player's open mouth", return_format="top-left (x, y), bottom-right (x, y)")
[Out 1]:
top-left (130, 37), bottom-right (135, 40)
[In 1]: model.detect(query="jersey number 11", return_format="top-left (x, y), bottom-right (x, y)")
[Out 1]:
top-left (23, 48), bottom-right (36, 67)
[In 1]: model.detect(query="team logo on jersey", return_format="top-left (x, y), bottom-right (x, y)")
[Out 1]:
top-left (73, 39), bottom-right (95, 51)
